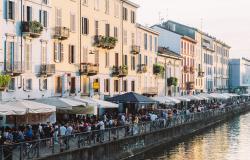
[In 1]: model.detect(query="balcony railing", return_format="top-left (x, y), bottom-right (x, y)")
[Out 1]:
top-left (80, 63), bottom-right (99, 76)
top-left (40, 64), bottom-right (56, 77)
top-left (137, 64), bottom-right (147, 73)
top-left (94, 35), bottom-right (117, 49)
top-left (131, 45), bottom-right (140, 54)
top-left (187, 82), bottom-right (195, 90)
top-left (184, 65), bottom-right (190, 73)
top-left (4, 62), bottom-right (24, 76)
top-left (54, 26), bottom-right (70, 40)
top-left (142, 87), bottom-right (158, 96)
top-left (198, 70), bottom-right (205, 77)
top-left (112, 65), bottom-right (128, 77)
top-left (21, 21), bottom-right (43, 38)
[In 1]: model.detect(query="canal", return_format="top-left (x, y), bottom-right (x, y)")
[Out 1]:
top-left (144, 112), bottom-right (250, 160)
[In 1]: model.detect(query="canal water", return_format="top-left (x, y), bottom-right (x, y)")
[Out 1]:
top-left (144, 112), bottom-right (250, 160)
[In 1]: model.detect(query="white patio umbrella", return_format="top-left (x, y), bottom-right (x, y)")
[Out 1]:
top-left (152, 96), bottom-right (173, 105)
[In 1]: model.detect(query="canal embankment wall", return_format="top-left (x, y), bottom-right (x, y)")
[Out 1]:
top-left (39, 103), bottom-right (250, 160)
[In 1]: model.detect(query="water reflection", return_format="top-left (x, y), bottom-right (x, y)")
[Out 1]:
top-left (145, 113), bottom-right (250, 160)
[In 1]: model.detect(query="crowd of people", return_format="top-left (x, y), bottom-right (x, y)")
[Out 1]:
top-left (0, 96), bottom-right (247, 146)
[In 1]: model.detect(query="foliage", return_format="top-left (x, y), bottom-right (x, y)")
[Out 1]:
top-left (153, 63), bottom-right (165, 76)
top-left (0, 75), bottom-right (11, 90)
top-left (95, 35), bottom-right (117, 49)
top-left (29, 21), bottom-right (43, 33)
top-left (167, 77), bottom-right (178, 86)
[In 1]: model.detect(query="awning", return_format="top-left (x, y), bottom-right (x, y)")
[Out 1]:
top-left (0, 103), bottom-right (26, 115)
top-left (174, 96), bottom-right (191, 102)
top-left (1, 100), bottom-right (56, 114)
top-left (75, 97), bottom-right (118, 108)
top-left (34, 97), bottom-right (86, 110)
top-left (107, 92), bottom-right (157, 104)
top-left (210, 93), bottom-right (229, 100)
top-left (152, 96), bottom-right (173, 105)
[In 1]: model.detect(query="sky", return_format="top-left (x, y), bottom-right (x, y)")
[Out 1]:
top-left (132, 0), bottom-right (250, 59)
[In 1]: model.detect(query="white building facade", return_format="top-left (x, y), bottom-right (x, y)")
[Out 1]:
top-left (0, 0), bottom-right (53, 101)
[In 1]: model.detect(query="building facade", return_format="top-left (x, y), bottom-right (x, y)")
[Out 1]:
top-left (0, 0), bottom-right (53, 101)
top-left (157, 47), bottom-right (182, 96)
top-left (229, 58), bottom-right (250, 93)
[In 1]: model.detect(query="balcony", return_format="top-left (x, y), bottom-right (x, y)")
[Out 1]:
top-left (80, 63), bottom-right (99, 76)
top-left (187, 82), bottom-right (195, 90)
top-left (40, 64), bottom-right (55, 77)
top-left (131, 45), bottom-right (140, 54)
top-left (54, 26), bottom-right (70, 40)
top-left (112, 65), bottom-right (128, 77)
top-left (137, 64), bottom-right (147, 73)
top-left (21, 21), bottom-right (43, 38)
top-left (4, 62), bottom-right (24, 76)
top-left (198, 70), bottom-right (205, 77)
top-left (94, 35), bottom-right (117, 49)
top-left (184, 65), bottom-right (190, 73)
top-left (142, 87), bottom-right (158, 96)
top-left (190, 66), bottom-right (195, 74)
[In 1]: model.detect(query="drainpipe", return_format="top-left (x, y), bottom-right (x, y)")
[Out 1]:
top-left (79, 0), bottom-right (82, 93)
top-left (21, 0), bottom-right (23, 73)
top-left (120, 1), bottom-right (124, 95)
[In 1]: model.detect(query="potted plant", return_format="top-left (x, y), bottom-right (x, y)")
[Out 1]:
top-left (167, 77), bottom-right (178, 86)
top-left (0, 75), bottom-right (11, 91)
top-left (153, 63), bottom-right (165, 76)
top-left (30, 21), bottom-right (43, 34)
top-left (120, 65), bottom-right (128, 75)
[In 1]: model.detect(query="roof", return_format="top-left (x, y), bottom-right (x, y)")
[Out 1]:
top-left (158, 47), bottom-right (182, 59)
top-left (107, 92), bottom-right (157, 104)
top-left (121, 0), bottom-right (140, 8)
top-left (137, 23), bottom-right (160, 35)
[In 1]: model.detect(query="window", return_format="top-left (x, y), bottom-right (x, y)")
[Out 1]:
top-left (105, 24), bottom-right (110, 37)
top-left (154, 37), bottom-right (158, 52)
top-left (123, 7), bottom-right (128, 20)
top-left (70, 13), bottom-right (76, 32)
top-left (82, 17), bottom-right (89, 35)
top-left (27, 6), bottom-right (32, 22)
top-left (4, 41), bottom-right (15, 69)
top-left (124, 55), bottom-right (128, 66)
top-left (25, 79), bottom-right (32, 91)
top-left (144, 55), bottom-right (148, 66)
top-left (114, 2), bottom-right (119, 18)
top-left (123, 80), bottom-right (127, 92)
top-left (94, 0), bottom-right (100, 10)
top-left (123, 30), bottom-right (127, 45)
top-left (7, 0), bottom-right (15, 20)
top-left (131, 33), bottom-right (135, 45)
top-left (105, 52), bottom-right (109, 68)
top-left (131, 56), bottom-right (135, 71)
top-left (138, 54), bottom-right (142, 65)
top-left (68, 45), bottom-right (75, 64)
top-left (131, 11), bottom-right (135, 23)
top-left (104, 79), bottom-right (110, 93)
top-left (144, 33), bottom-right (148, 50)
top-left (95, 21), bottom-right (99, 35)
top-left (105, 0), bottom-right (109, 14)
top-left (149, 35), bottom-right (152, 51)
top-left (8, 78), bottom-right (15, 91)
top-left (114, 80), bottom-right (119, 92)
top-left (55, 8), bottom-right (62, 26)
top-left (39, 78), bottom-right (47, 90)
top-left (54, 42), bottom-right (64, 63)
top-left (55, 76), bottom-right (62, 94)
top-left (131, 81), bottom-right (135, 92)
top-left (39, 10), bottom-right (48, 27)
top-left (115, 53), bottom-right (119, 66)
top-left (41, 42), bottom-right (47, 64)
top-left (114, 27), bottom-right (118, 39)
top-left (25, 43), bottom-right (32, 71)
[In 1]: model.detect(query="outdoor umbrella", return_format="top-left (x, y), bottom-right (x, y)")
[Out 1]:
top-left (0, 103), bottom-right (26, 115)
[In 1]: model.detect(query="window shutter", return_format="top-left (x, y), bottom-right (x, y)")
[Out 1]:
top-left (68, 45), bottom-right (72, 64)
top-left (39, 79), bottom-right (42, 91)
top-left (73, 45), bottom-right (75, 63)
top-left (60, 43), bottom-right (64, 62)
top-left (54, 42), bottom-right (58, 62)
top-left (39, 10), bottom-right (42, 23)
top-left (12, 1), bottom-right (15, 20)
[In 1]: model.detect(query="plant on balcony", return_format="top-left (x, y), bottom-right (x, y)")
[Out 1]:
top-left (0, 75), bottom-right (11, 91)
top-left (153, 63), bottom-right (165, 76)
top-left (167, 77), bottom-right (178, 86)
top-left (95, 35), bottom-right (117, 49)
top-left (29, 21), bottom-right (43, 34)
